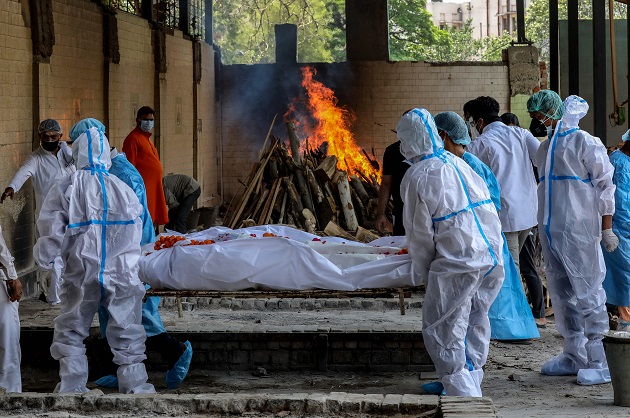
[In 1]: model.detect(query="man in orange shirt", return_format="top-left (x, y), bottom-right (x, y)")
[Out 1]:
top-left (123, 106), bottom-right (169, 227)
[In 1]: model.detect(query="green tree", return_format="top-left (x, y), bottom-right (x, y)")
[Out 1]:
top-left (525, 0), bottom-right (627, 62)
top-left (388, 0), bottom-right (440, 60)
top-left (213, 0), bottom-right (345, 64)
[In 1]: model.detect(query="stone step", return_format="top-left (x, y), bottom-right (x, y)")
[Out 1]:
top-left (0, 391), bottom-right (444, 416)
top-left (159, 296), bottom-right (424, 312)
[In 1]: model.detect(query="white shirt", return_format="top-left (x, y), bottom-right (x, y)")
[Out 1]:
top-left (466, 121), bottom-right (540, 232)
top-left (8, 142), bottom-right (76, 214)
top-left (0, 226), bottom-right (17, 280)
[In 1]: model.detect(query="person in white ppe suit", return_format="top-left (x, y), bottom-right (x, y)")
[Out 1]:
top-left (1, 119), bottom-right (75, 305)
top-left (0, 225), bottom-right (22, 393)
top-left (528, 92), bottom-right (617, 386)
top-left (33, 118), bottom-right (155, 394)
top-left (398, 108), bottom-right (505, 397)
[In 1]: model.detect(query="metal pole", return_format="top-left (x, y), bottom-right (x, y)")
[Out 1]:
top-left (567, 0), bottom-right (579, 95)
top-left (549, 0), bottom-right (559, 93)
top-left (204, 0), bottom-right (212, 45)
top-left (593, 0), bottom-right (607, 139)
top-left (516, 0), bottom-right (526, 43)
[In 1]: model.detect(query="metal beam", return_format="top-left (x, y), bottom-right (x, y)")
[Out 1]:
top-left (567, 0), bottom-right (579, 95)
top-left (516, 0), bottom-right (526, 43)
top-left (204, 0), bottom-right (212, 45)
top-left (593, 0), bottom-right (607, 139)
top-left (549, 0), bottom-right (559, 92)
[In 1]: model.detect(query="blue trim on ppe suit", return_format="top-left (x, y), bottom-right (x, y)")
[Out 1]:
top-left (99, 152), bottom-right (166, 339)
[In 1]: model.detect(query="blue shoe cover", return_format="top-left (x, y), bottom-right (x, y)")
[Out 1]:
top-left (422, 381), bottom-right (445, 395)
top-left (166, 341), bottom-right (192, 389)
top-left (577, 368), bottom-right (611, 386)
top-left (541, 354), bottom-right (583, 376)
top-left (94, 375), bottom-right (119, 388)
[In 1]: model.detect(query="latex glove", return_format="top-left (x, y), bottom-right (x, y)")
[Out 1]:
top-left (602, 229), bottom-right (619, 253)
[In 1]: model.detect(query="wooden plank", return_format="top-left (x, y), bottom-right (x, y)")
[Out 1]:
top-left (258, 178), bottom-right (282, 225)
top-left (228, 138), bottom-right (279, 229)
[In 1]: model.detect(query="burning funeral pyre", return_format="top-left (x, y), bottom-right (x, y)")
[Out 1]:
top-left (224, 67), bottom-right (391, 242)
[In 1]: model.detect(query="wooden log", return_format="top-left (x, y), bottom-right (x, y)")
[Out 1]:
top-left (272, 185), bottom-right (286, 213)
top-left (315, 156), bottom-right (338, 181)
top-left (258, 178), bottom-right (281, 225)
top-left (354, 169), bottom-right (379, 196)
top-left (268, 157), bottom-right (279, 180)
top-left (323, 221), bottom-right (355, 241)
top-left (336, 171), bottom-right (359, 231)
top-left (302, 208), bottom-right (317, 234)
top-left (277, 144), bottom-right (299, 173)
top-left (278, 190), bottom-right (288, 224)
top-left (306, 168), bottom-right (324, 204)
top-left (355, 226), bottom-right (380, 243)
top-left (350, 175), bottom-right (370, 206)
top-left (251, 188), bottom-right (270, 222)
top-left (295, 168), bottom-right (316, 216)
top-left (283, 177), bottom-right (304, 214)
top-left (286, 121), bottom-right (302, 166)
top-left (350, 187), bottom-right (368, 226)
top-left (258, 114), bottom-right (278, 160)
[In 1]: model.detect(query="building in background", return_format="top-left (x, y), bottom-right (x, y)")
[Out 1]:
top-left (426, 0), bottom-right (530, 39)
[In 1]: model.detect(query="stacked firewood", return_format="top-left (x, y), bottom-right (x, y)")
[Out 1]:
top-left (225, 121), bottom-right (388, 242)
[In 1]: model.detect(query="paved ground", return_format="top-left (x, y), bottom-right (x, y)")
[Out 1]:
top-left (14, 296), bottom-right (630, 417)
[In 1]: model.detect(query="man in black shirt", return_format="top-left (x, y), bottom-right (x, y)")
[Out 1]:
top-left (376, 141), bottom-right (410, 236)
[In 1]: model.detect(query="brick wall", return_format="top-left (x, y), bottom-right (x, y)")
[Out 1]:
top-left (0, 0), bottom-right (218, 293)
top-left (160, 31), bottom-right (195, 177)
top-left (107, 12), bottom-right (154, 148)
top-left (43, 0), bottom-right (105, 133)
top-left (0, 0), bottom-right (36, 279)
top-left (220, 60), bottom-right (510, 200)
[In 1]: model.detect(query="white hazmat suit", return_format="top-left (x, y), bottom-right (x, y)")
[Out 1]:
top-left (34, 123), bottom-right (155, 394)
top-left (0, 226), bottom-right (21, 392)
top-left (399, 109), bottom-right (505, 396)
top-left (537, 95), bottom-right (615, 385)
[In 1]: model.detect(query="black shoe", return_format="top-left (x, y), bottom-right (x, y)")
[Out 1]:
top-left (39, 292), bottom-right (48, 303)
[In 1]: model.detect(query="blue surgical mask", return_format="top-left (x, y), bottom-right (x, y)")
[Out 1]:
top-left (140, 120), bottom-right (154, 132)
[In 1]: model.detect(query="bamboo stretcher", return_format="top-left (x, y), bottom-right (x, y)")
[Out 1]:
top-left (144, 287), bottom-right (423, 318)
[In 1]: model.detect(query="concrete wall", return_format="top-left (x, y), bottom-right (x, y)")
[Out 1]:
top-left (0, 0), bottom-right (218, 291)
top-left (219, 60), bottom-right (510, 200)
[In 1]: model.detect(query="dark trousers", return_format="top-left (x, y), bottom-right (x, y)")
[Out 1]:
top-left (167, 187), bottom-right (201, 233)
top-left (519, 232), bottom-right (545, 319)
top-left (146, 332), bottom-right (184, 369)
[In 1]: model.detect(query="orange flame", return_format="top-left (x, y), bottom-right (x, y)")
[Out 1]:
top-left (287, 67), bottom-right (381, 182)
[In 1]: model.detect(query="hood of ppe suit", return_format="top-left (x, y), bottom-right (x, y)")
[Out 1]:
top-left (72, 126), bottom-right (112, 171)
top-left (561, 95), bottom-right (589, 129)
top-left (69, 118), bottom-right (106, 143)
top-left (397, 109), bottom-right (443, 160)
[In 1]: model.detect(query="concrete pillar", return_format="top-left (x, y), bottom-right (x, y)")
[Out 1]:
top-left (346, 0), bottom-right (389, 61)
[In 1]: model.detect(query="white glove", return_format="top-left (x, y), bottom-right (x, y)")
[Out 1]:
top-left (602, 229), bottom-right (619, 253)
